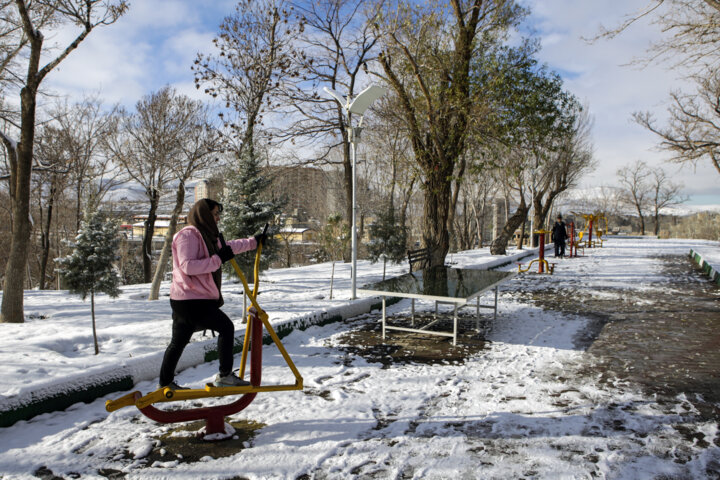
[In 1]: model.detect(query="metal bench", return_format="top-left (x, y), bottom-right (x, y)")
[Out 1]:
top-left (407, 246), bottom-right (431, 273)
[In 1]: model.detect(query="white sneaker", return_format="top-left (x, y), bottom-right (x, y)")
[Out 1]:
top-left (213, 373), bottom-right (250, 387)
top-left (158, 381), bottom-right (189, 391)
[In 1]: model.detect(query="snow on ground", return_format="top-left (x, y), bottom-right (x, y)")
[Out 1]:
top-left (0, 237), bottom-right (719, 479)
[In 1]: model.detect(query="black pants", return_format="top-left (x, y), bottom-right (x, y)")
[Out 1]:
top-left (159, 299), bottom-right (235, 386)
top-left (554, 240), bottom-right (566, 257)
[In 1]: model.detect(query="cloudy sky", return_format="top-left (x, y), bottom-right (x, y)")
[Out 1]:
top-left (40, 0), bottom-right (719, 205)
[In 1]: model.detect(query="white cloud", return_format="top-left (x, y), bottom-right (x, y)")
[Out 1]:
top-left (40, 0), bottom-right (233, 107)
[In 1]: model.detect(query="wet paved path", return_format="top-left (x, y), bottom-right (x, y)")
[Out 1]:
top-left (514, 248), bottom-right (720, 422)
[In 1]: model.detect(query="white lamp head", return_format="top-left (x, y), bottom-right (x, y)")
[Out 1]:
top-left (323, 87), bottom-right (348, 109)
top-left (348, 85), bottom-right (388, 115)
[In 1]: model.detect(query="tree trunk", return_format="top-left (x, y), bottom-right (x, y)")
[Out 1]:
top-left (399, 176), bottom-right (416, 243)
top-left (91, 290), bottom-right (99, 355)
top-left (638, 213), bottom-right (645, 235)
top-left (149, 181), bottom-right (185, 300)
top-left (75, 182), bottom-right (83, 233)
top-left (478, 194), bottom-right (487, 247)
top-left (142, 190), bottom-right (160, 283)
top-left (39, 178), bottom-right (57, 290)
top-left (449, 155), bottom-right (466, 251)
top-left (1, 83), bottom-right (39, 323)
top-left (654, 210), bottom-right (660, 236)
top-left (422, 168), bottom-right (452, 266)
top-left (518, 220), bottom-right (525, 249)
top-left (491, 197), bottom-right (529, 255)
top-left (532, 195), bottom-right (543, 247)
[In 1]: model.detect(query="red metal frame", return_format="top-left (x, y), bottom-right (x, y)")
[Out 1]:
top-left (538, 232), bottom-right (546, 273)
top-left (137, 312), bottom-right (263, 438)
top-left (568, 222), bottom-right (576, 257)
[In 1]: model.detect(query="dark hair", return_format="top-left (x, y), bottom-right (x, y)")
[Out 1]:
top-left (557, 215), bottom-right (562, 219)
top-left (204, 198), bottom-right (223, 213)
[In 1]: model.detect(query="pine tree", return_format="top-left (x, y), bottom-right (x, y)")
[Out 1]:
top-left (56, 210), bottom-right (121, 355)
top-left (367, 204), bottom-right (408, 280)
top-left (220, 148), bottom-right (284, 281)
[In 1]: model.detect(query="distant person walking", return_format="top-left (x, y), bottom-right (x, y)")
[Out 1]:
top-left (551, 215), bottom-right (568, 258)
top-left (158, 198), bottom-right (267, 390)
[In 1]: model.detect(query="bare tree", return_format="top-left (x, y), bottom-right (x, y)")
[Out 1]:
top-left (193, 0), bottom-right (302, 163)
top-left (649, 168), bottom-right (687, 235)
top-left (617, 160), bottom-right (652, 235)
top-left (592, 0), bottom-right (720, 70)
top-left (633, 73), bottom-right (720, 177)
top-left (0, 1), bottom-right (52, 93)
top-left (594, 2), bottom-right (720, 182)
top-left (51, 98), bottom-right (122, 231)
top-left (489, 147), bottom-right (531, 254)
top-left (105, 87), bottom-right (191, 283)
top-left (33, 123), bottom-right (70, 289)
top-left (531, 108), bottom-right (596, 237)
top-left (0, 0), bottom-right (127, 324)
top-left (363, 104), bottom-right (418, 237)
top-left (278, 0), bottom-right (378, 254)
top-left (148, 102), bottom-right (221, 301)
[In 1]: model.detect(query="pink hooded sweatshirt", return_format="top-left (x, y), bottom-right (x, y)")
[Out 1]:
top-left (169, 225), bottom-right (257, 301)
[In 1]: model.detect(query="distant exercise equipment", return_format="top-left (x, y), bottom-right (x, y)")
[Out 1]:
top-left (566, 221), bottom-right (583, 258)
top-left (518, 230), bottom-right (555, 274)
top-left (572, 212), bottom-right (607, 249)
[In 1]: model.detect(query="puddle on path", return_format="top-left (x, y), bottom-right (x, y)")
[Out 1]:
top-left (335, 312), bottom-right (488, 367)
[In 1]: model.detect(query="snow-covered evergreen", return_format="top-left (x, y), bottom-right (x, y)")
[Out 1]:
top-left (220, 148), bottom-right (284, 278)
top-left (55, 209), bottom-right (121, 354)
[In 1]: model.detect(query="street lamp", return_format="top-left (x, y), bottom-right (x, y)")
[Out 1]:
top-left (324, 84), bottom-right (387, 299)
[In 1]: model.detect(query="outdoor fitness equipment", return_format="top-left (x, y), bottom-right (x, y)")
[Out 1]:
top-left (105, 225), bottom-right (303, 438)
top-left (573, 212), bottom-right (605, 248)
top-left (567, 221), bottom-right (582, 258)
top-left (517, 230), bottom-right (555, 274)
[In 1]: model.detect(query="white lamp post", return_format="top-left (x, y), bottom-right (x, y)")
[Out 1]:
top-left (324, 84), bottom-right (387, 299)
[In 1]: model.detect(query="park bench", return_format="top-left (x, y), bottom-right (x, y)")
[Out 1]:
top-left (407, 246), bottom-right (431, 273)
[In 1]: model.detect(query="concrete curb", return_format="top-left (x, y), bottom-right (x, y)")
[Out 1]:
top-left (0, 251), bottom-right (531, 428)
top-left (689, 249), bottom-right (720, 286)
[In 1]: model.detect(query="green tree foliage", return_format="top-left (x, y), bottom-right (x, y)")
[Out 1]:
top-left (374, 0), bottom-right (526, 266)
top-left (473, 44), bottom-right (587, 253)
top-left (367, 205), bottom-right (408, 279)
top-left (220, 148), bottom-right (284, 279)
top-left (56, 210), bottom-right (121, 354)
top-left (478, 44), bottom-right (579, 153)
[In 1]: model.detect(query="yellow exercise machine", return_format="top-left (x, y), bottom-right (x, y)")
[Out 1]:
top-left (518, 230), bottom-right (555, 274)
top-left (572, 212), bottom-right (607, 248)
top-left (105, 225), bottom-right (303, 437)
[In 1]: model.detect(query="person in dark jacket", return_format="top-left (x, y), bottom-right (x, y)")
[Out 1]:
top-left (551, 214), bottom-right (568, 258)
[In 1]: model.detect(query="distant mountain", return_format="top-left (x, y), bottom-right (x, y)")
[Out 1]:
top-left (555, 186), bottom-right (720, 217)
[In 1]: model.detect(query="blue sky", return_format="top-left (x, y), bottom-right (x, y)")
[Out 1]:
top-left (41, 0), bottom-right (720, 206)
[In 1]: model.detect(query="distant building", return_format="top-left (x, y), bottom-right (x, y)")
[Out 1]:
top-left (265, 166), bottom-right (343, 224)
top-left (130, 215), bottom-right (187, 239)
top-left (194, 177), bottom-right (225, 203)
top-left (278, 226), bottom-right (316, 243)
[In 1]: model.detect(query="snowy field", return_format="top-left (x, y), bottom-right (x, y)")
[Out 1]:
top-left (0, 237), bottom-right (719, 479)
